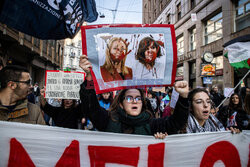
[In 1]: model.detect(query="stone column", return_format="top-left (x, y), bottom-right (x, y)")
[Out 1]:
top-left (195, 20), bottom-right (203, 87)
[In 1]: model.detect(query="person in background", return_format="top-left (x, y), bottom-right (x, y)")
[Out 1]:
top-left (100, 37), bottom-right (132, 82)
top-left (27, 85), bottom-right (35, 104)
top-left (210, 100), bottom-right (219, 117)
top-left (98, 92), bottom-right (113, 110)
top-left (180, 88), bottom-right (240, 134)
top-left (34, 82), bottom-right (40, 104)
top-left (0, 65), bottom-right (45, 124)
top-left (79, 55), bottom-right (189, 139)
top-left (210, 85), bottom-right (224, 108)
top-left (40, 88), bottom-right (85, 129)
top-left (217, 93), bottom-right (248, 130)
top-left (147, 90), bottom-right (159, 117)
top-left (43, 98), bottom-right (62, 126)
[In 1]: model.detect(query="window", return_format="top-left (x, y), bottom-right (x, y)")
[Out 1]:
top-left (177, 3), bottom-right (181, 21)
top-left (154, 9), bottom-right (157, 18)
top-left (177, 35), bottom-right (184, 56)
top-left (235, 0), bottom-right (250, 31)
top-left (166, 13), bottom-right (171, 24)
top-left (190, 0), bottom-right (195, 10)
top-left (190, 62), bottom-right (196, 74)
top-left (211, 55), bottom-right (223, 69)
top-left (189, 27), bottom-right (196, 51)
top-left (204, 12), bottom-right (223, 44)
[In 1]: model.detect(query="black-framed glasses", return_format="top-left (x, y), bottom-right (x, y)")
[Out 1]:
top-left (12, 79), bottom-right (32, 85)
top-left (124, 96), bottom-right (142, 103)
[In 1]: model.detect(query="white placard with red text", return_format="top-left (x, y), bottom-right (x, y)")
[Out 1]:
top-left (0, 121), bottom-right (249, 167)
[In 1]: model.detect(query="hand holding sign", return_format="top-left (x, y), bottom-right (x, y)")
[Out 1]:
top-left (174, 81), bottom-right (189, 98)
top-left (40, 86), bottom-right (46, 107)
top-left (79, 55), bottom-right (92, 81)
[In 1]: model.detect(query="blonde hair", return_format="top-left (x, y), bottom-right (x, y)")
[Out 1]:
top-left (102, 37), bottom-right (130, 75)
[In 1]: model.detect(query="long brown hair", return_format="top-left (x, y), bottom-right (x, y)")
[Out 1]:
top-left (228, 93), bottom-right (243, 111)
top-left (101, 37), bottom-right (130, 76)
top-left (109, 88), bottom-right (153, 121)
top-left (135, 37), bottom-right (162, 67)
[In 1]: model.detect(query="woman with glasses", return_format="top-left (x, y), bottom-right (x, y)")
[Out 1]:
top-left (79, 55), bottom-right (189, 138)
top-left (179, 88), bottom-right (240, 133)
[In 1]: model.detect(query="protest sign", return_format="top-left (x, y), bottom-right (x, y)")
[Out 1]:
top-left (224, 87), bottom-right (234, 97)
top-left (170, 88), bottom-right (179, 109)
top-left (81, 24), bottom-right (177, 94)
top-left (0, 121), bottom-right (249, 167)
top-left (45, 70), bottom-right (85, 99)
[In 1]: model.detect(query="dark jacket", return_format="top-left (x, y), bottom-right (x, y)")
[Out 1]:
top-left (210, 91), bottom-right (224, 108)
top-left (34, 86), bottom-right (40, 96)
top-left (41, 103), bottom-right (84, 129)
top-left (80, 81), bottom-right (189, 135)
top-left (217, 105), bottom-right (249, 130)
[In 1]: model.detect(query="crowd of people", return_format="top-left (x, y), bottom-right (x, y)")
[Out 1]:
top-left (0, 57), bottom-right (249, 139)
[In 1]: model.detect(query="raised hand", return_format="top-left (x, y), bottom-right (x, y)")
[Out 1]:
top-left (40, 86), bottom-right (46, 107)
top-left (79, 55), bottom-right (93, 81)
top-left (174, 81), bottom-right (189, 98)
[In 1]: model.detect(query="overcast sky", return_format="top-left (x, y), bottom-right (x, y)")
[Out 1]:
top-left (90, 0), bottom-right (142, 25)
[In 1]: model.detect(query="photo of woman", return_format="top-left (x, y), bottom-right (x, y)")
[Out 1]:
top-left (100, 37), bottom-right (133, 82)
top-left (133, 36), bottom-right (165, 79)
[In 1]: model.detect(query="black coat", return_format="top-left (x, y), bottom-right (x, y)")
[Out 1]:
top-left (210, 91), bottom-right (224, 108)
top-left (80, 81), bottom-right (189, 135)
top-left (41, 103), bottom-right (84, 129)
top-left (217, 105), bottom-right (249, 130)
top-left (34, 87), bottom-right (40, 96)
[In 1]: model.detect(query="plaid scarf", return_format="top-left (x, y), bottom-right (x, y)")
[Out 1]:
top-left (186, 114), bottom-right (225, 133)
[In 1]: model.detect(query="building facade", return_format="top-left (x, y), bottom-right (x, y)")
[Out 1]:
top-left (63, 32), bottom-right (83, 72)
top-left (0, 23), bottom-right (64, 87)
top-left (143, 0), bottom-right (250, 90)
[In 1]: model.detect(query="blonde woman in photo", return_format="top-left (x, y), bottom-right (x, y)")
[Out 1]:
top-left (100, 37), bottom-right (132, 82)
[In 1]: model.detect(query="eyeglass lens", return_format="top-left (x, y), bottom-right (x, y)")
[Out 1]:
top-left (125, 96), bottom-right (142, 103)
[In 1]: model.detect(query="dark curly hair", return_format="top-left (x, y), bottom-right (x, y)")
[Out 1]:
top-left (0, 65), bottom-right (29, 89)
top-left (135, 37), bottom-right (162, 67)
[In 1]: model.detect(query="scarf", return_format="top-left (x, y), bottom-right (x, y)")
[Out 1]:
top-left (186, 114), bottom-right (225, 133)
top-left (105, 107), bottom-right (152, 135)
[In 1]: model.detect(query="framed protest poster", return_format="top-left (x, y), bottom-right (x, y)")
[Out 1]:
top-left (81, 24), bottom-right (177, 94)
top-left (45, 70), bottom-right (85, 99)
